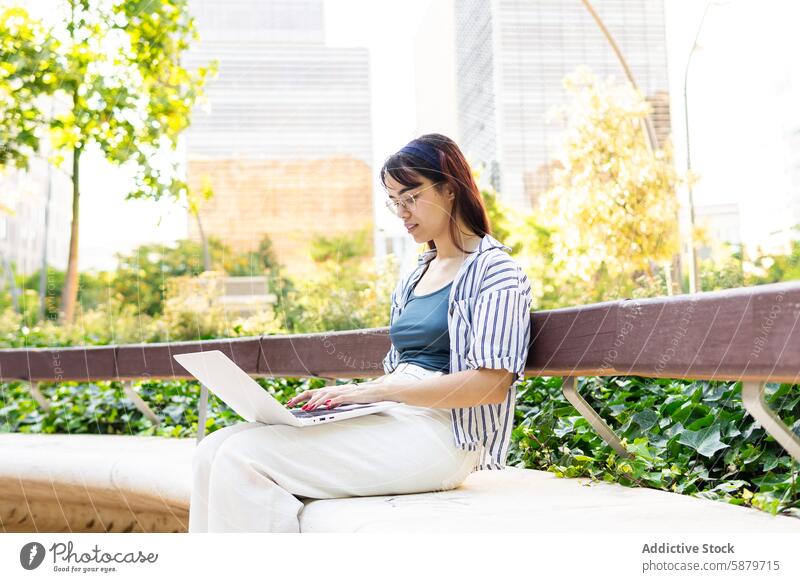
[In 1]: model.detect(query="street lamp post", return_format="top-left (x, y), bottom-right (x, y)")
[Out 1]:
top-left (579, 0), bottom-right (658, 153)
top-left (683, 0), bottom-right (727, 294)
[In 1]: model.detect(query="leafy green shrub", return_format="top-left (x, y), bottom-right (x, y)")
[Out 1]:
top-left (289, 254), bottom-right (397, 333)
top-left (0, 376), bottom-right (334, 437)
top-left (509, 376), bottom-right (800, 517)
top-left (0, 295), bottom-right (287, 348)
top-left (0, 299), bottom-right (162, 347)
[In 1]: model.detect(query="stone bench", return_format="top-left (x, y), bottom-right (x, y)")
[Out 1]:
top-left (0, 433), bottom-right (192, 533)
top-left (2, 433), bottom-right (799, 533)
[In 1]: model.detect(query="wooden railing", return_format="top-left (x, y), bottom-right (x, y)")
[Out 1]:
top-left (1, 281), bottom-right (798, 462)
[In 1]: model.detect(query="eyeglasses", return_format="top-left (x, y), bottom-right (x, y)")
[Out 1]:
top-left (384, 181), bottom-right (442, 216)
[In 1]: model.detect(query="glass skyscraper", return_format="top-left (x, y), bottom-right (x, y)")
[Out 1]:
top-left (454, 0), bottom-right (670, 209)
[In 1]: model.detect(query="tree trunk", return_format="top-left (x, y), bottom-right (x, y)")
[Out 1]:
top-left (60, 145), bottom-right (81, 325)
top-left (671, 251), bottom-right (682, 295)
top-left (38, 156), bottom-right (53, 321)
top-left (663, 262), bottom-right (673, 297)
top-left (1, 252), bottom-right (19, 312)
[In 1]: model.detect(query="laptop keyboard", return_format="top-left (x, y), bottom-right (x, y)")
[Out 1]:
top-left (290, 403), bottom-right (376, 418)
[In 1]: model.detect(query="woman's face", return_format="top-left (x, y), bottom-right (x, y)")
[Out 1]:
top-left (383, 172), bottom-right (453, 243)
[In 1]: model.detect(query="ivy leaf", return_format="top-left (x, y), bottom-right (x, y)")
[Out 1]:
top-left (632, 409), bottom-right (658, 431)
top-left (686, 413), bottom-right (715, 431)
top-left (553, 416), bottom-right (582, 438)
top-left (677, 425), bottom-right (730, 458)
top-left (710, 480), bottom-right (750, 494)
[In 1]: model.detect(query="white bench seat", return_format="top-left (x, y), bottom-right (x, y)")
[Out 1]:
top-left (1, 434), bottom-right (798, 533)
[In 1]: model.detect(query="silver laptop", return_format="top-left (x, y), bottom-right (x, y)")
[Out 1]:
top-left (173, 350), bottom-right (401, 426)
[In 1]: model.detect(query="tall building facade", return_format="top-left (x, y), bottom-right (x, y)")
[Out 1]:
top-left (182, 0), bottom-right (373, 279)
top-left (452, 0), bottom-right (671, 210)
top-left (0, 143), bottom-right (71, 282)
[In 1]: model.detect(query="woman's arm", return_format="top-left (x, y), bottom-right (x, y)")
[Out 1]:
top-left (297, 369), bottom-right (511, 410)
top-left (371, 367), bottom-right (514, 408)
top-left (359, 374), bottom-right (389, 386)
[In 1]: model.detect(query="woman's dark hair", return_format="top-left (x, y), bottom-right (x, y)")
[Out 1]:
top-left (380, 133), bottom-right (491, 254)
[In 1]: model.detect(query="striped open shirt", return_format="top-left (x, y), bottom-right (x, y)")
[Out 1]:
top-left (382, 233), bottom-right (533, 471)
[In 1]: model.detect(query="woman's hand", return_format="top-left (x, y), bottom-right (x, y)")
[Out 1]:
top-left (285, 381), bottom-right (387, 411)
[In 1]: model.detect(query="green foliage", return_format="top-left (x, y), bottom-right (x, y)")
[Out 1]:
top-left (0, 229), bottom-right (397, 345)
top-left (0, 293), bottom-right (154, 347)
top-left (2, 242), bottom-right (201, 325)
top-left (269, 226), bottom-right (397, 333)
top-left (154, 270), bottom-right (283, 340)
top-left (508, 376), bottom-right (800, 517)
top-left (0, 376), bottom-right (335, 437)
top-left (220, 234), bottom-right (302, 332)
top-left (18, 266), bottom-right (111, 322)
top-left (110, 239), bottom-right (215, 317)
top-left (55, 0), bottom-right (214, 200)
top-left (699, 247), bottom-right (746, 292)
top-left (1, 1), bottom-right (216, 322)
top-left (748, 233), bottom-right (800, 285)
top-left (227, 232), bottom-right (280, 275)
top-left (109, 234), bottom-right (288, 319)
top-left (495, 67), bottom-right (685, 309)
top-left (535, 68), bottom-right (682, 304)
top-left (290, 247), bottom-right (397, 333)
top-left (694, 233), bottom-right (800, 294)
top-left (2, 1), bottom-right (215, 197)
top-left (472, 167), bottom-right (520, 255)
top-left (503, 211), bottom-right (563, 311)
top-left (309, 228), bottom-right (372, 263)
top-left (0, 6), bottom-right (62, 168)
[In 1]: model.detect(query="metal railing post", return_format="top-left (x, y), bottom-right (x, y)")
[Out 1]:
top-left (562, 376), bottom-right (632, 458)
top-left (25, 381), bottom-right (52, 412)
top-left (742, 381), bottom-right (800, 463)
top-left (123, 381), bottom-right (161, 426)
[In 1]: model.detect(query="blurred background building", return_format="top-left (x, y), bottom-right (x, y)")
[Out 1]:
top-left (0, 107), bottom-right (72, 287)
top-left (182, 0), bottom-right (374, 279)
top-left (414, 0), bottom-right (671, 212)
top-left (460, 0), bottom-right (670, 210)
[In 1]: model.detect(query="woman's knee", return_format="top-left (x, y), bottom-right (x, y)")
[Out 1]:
top-left (193, 422), bottom-right (261, 469)
top-left (436, 450), bottom-right (479, 491)
top-left (213, 421), bottom-right (290, 459)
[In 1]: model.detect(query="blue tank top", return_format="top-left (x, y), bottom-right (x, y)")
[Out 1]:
top-left (389, 279), bottom-right (452, 373)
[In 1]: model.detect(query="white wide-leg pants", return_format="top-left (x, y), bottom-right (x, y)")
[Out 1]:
top-left (188, 362), bottom-right (481, 533)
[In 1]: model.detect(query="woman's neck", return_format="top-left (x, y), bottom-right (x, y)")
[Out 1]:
top-left (431, 231), bottom-right (482, 260)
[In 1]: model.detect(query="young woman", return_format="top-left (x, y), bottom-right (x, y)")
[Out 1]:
top-left (188, 133), bottom-right (533, 532)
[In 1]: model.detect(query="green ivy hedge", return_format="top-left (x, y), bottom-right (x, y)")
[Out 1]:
top-left (509, 376), bottom-right (799, 517)
top-left (1, 375), bottom-right (797, 517)
top-left (0, 376), bottom-right (327, 438)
